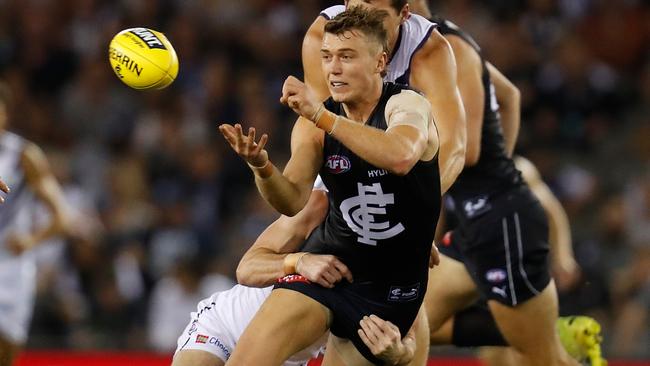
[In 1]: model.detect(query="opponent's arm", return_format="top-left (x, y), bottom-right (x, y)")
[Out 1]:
top-left (219, 119), bottom-right (323, 216)
top-left (410, 30), bottom-right (466, 193)
top-left (303, 15), bottom-right (331, 101)
top-left (514, 156), bottom-right (580, 290)
top-left (488, 62), bottom-right (520, 157)
top-left (8, 143), bottom-right (71, 254)
top-left (446, 35), bottom-right (485, 166)
top-left (237, 189), bottom-right (329, 286)
top-left (358, 313), bottom-right (420, 365)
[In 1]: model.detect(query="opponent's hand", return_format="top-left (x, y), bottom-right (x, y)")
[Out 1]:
top-left (0, 177), bottom-right (9, 203)
top-left (296, 253), bottom-right (353, 288)
top-left (429, 241), bottom-right (440, 268)
top-left (218, 123), bottom-right (269, 168)
top-left (280, 76), bottom-right (322, 121)
top-left (358, 315), bottom-right (408, 365)
top-left (7, 234), bottom-right (35, 255)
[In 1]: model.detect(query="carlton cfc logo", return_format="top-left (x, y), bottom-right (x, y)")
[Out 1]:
top-left (326, 155), bottom-right (351, 174)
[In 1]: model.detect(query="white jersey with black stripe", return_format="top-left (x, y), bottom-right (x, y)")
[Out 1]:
top-left (319, 5), bottom-right (437, 84)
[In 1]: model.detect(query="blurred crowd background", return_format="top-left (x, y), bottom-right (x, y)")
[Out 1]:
top-left (0, 0), bottom-right (648, 360)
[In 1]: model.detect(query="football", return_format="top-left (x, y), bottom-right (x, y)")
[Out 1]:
top-left (108, 27), bottom-right (179, 90)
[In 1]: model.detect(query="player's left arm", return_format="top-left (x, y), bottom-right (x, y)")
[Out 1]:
top-left (9, 143), bottom-right (71, 253)
top-left (514, 156), bottom-right (580, 290)
top-left (410, 29), bottom-right (467, 193)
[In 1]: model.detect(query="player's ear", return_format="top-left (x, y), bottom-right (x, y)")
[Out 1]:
top-left (400, 3), bottom-right (411, 23)
top-left (376, 50), bottom-right (388, 77)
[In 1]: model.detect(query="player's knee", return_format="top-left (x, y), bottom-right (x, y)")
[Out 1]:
top-left (172, 350), bottom-right (225, 366)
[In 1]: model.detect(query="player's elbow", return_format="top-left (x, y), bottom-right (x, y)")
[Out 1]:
top-left (235, 259), bottom-right (260, 287)
top-left (271, 199), bottom-right (306, 217)
top-left (388, 151), bottom-right (419, 176)
top-left (281, 204), bottom-right (303, 217)
top-left (501, 83), bottom-right (520, 109)
top-left (389, 161), bottom-right (415, 176)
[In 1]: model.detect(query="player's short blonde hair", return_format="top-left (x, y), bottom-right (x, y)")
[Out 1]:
top-left (324, 6), bottom-right (389, 55)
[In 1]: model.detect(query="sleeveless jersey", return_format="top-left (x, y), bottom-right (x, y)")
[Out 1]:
top-left (0, 132), bottom-right (35, 258)
top-left (320, 6), bottom-right (437, 84)
top-left (302, 83), bottom-right (440, 284)
top-left (432, 17), bottom-right (524, 202)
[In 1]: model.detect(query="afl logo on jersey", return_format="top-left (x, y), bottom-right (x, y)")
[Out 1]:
top-left (325, 155), bottom-right (351, 174)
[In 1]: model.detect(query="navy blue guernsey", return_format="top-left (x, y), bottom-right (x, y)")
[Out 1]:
top-left (432, 17), bottom-right (524, 202)
top-left (302, 83), bottom-right (441, 285)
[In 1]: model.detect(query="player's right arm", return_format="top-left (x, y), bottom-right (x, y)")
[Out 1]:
top-left (514, 156), bottom-right (580, 290)
top-left (410, 29), bottom-right (467, 193)
top-left (303, 15), bottom-right (330, 101)
top-left (487, 62), bottom-right (520, 157)
top-left (237, 189), bottom-right (353, 288)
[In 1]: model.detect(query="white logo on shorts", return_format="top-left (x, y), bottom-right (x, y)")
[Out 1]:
top-left (492, 286), bottom-right (508, 298)
top-left (340, 182), bottom-right (404, 245)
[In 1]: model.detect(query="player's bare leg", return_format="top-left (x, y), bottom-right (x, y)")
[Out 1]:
top-left (478, 347), bottom-right (520, 366)
top-left (0, 336), bottom-right (19, 366)
top-left (488, 281), bottom-right (578, 366)
top-left (428, 316), bottom-right (453, 345)
top-left (410, 306), bottom-right (430, 366)
top-left (321, 335), bottom-right (375, 366)
top-left (172, 350), bottom-right (225, 366)
top-left (225, 289), bottom-right (330, 366)
top-left (424, 254), bottom-right (479, 341)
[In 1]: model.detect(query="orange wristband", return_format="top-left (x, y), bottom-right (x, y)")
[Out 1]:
top-left (248, 160), bottom-right (274, 179)
top-left (315, 110), bottom-right (338, 134)
top-left (283, 252), bottom-right (306, 275)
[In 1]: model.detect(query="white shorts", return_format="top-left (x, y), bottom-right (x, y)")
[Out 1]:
top-left (0, 254), bottom-right (37, 344)
top-left (174, 285), bottom-right (325, 365)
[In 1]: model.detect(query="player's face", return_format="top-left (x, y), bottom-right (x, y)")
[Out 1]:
top-left (346, 0), bottom-right (409, 49)
top-left (321, 31), bottom-right (387, 103)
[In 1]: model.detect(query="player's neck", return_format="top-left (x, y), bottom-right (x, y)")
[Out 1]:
top-left (342, 80), bottom-right (383, 123)
top-left (387, 27), bottom-right (400, 60)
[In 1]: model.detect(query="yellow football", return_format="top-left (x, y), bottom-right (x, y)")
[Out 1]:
top-left (108, 27), bottom-right (179, 90)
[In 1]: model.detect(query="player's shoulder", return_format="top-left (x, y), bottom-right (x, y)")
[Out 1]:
top-left (513, 156), bottom-right (542, 183)
top-left (405, 13), bottom-right (438, 36)
top-left (385, 84), bottom-right (429, 109)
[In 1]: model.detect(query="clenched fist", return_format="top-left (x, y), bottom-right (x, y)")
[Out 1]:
top-left (280, 76), bottom-right (323, 121)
